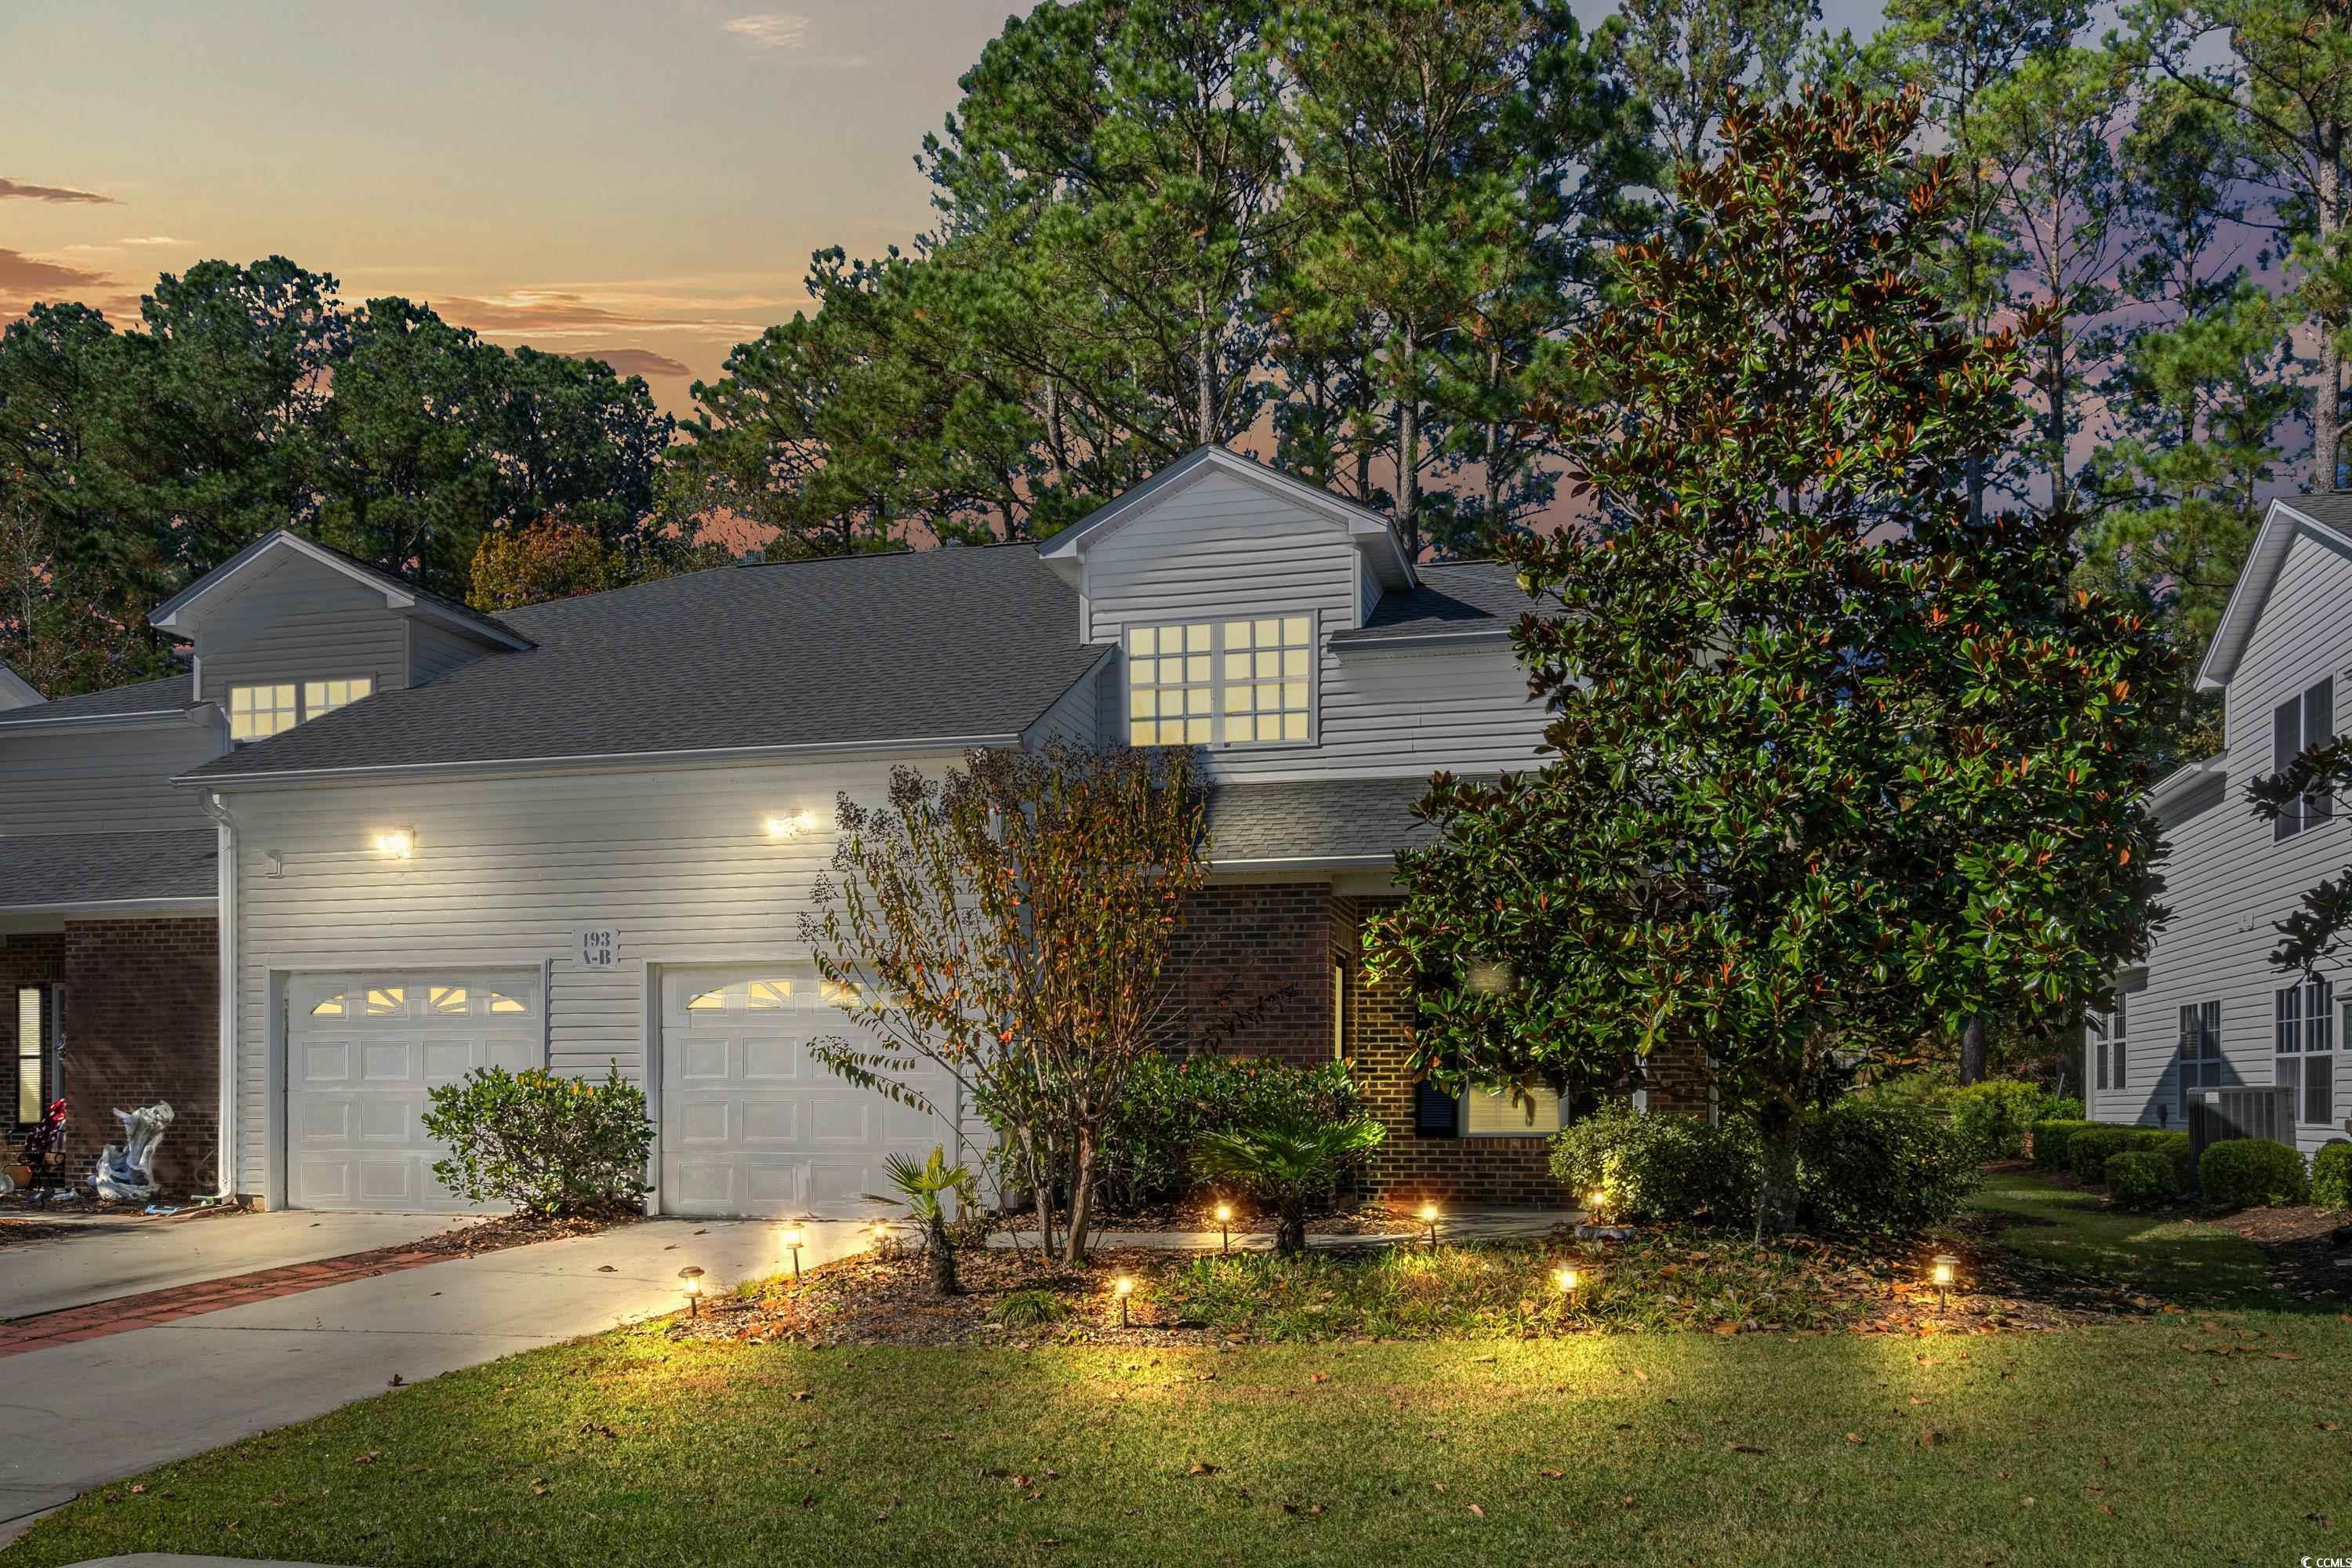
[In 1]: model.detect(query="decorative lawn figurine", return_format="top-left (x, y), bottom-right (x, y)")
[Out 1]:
top-left (14, 1098), bottom-right (68, 1197)
top-left (93, 1102), bottom-right (173, 1201)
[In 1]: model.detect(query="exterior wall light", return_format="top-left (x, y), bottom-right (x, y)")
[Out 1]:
top-left (374, 829), bottom-right (413, 859)
top-left (1114, 1275), bottom-right (1134, 1327)
top-left (765, 811), bottom-right (816, 840)
top-left (679, 1265), bottom-right (705, 1318)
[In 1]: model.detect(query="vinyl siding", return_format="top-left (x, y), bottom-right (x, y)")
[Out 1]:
top-left (1022, 656), bottom-right (1107, 750)
top-left (193, 550), bottom-right (410, 702)
top-left (218, 752), bottom-right (962, 1199)
top-left (1080, 467), bottom-right (1548, 781)
top-left (408, 619), bottom-right (501, 686)
top-left (2117, 525), bottom-right (2352, 1153)
top-left (0, 720), bottom-right (226, 835)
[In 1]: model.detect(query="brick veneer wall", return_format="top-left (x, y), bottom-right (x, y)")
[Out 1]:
top-left (1169, 883), bottom-right (1342, 1065)
top-left (3, 933), bottom-right (66, 1133)
top-left (60, 917), bottom-right (219, 1194)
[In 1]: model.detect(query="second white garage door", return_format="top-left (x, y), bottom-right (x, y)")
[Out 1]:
top-left (659, 965), bottom-right (961, 1218)
top-left (285, 972), bottom-right (542, 1211)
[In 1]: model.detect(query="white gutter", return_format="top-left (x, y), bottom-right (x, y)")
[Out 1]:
top-left (197, 789), bottom-right (239, 1204)
top-left (171, 730), bottom-right (1028, 791)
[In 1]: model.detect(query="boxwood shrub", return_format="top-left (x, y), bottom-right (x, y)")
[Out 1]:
top-left (2198, 1138), bottom-right (2310, 1210)
top-left (2103, 1150), bottom-right (2176, 1210)
top-left (2069, 1123), bottom-right (2150, 1183)
top-left (1795, 1102), bottom-right (1980, 1232)
top-left (1548, 1101), bottom-right (1756, 1225)
top-left (2028, 1118), bottom-right (2093, 1170)
top-left (2314, 1142), bottom-right (2352, 1212)
top-left (421, 1063), bottom-right (652, 1214)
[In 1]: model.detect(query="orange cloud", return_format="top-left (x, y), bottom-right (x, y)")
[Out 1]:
top-left (0, 176), bottom-right (115, 205)
top-left (564, 347), bottom-right (694, 379)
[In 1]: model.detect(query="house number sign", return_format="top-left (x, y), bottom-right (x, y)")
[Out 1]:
top-left (577, 927), bottom-right (622, 970)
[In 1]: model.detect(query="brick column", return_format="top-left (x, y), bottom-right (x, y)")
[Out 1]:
top-left (60, 916), bottom-right (220, 1195)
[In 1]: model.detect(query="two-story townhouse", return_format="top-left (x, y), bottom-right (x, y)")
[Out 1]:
top-left (9, 446), bottom-right (1682, 1216)
top-left (2093, 492), bottom-right (2352, 1156)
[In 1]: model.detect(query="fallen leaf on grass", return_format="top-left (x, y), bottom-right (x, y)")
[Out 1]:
top-left (1844, 1433), bottom-right (1864, 1444)
top-left (1187, 1462), bottom-right (1219, 1477)
top-left (1310, 1373), bottom-right (1330, 1384)
top-left (1725, 1443), bottom-right (1766, 1454)
top-left (1538, 1468), bottom-right (1564, 1479)
top-left (530, 1479), bottom-right (550, 1496)
top-left (2315, 1421), bottom-right (2341, 1432)
top-left (2098, 1503), bottom-right (2116, 1517)
top-left (1914, 1429), bottom-right (1947, 1447)
top-left (1468, 1503), bottom-right (1485, 1518)
top-left (351, 1452), bottom-right (378, 1466)
top-left (129, 1485), bottom-right (145, 1495)
top-left (791, 1390), bottom-right (815, 1402)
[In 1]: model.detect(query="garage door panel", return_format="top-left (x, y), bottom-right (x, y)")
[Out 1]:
top-left (285, 971), bottom-right (541, 1214)
top-left (659, 966), bottom-right (965, 1219)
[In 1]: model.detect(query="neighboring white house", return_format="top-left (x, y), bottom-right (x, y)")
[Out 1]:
top-left (2095, 492), bottom-right (2352, 1156)
top-left (5, 446), bottom-right (1595, 1217)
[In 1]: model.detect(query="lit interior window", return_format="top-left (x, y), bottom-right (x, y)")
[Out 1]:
top-left (310, 992), bottom-right (347, 1017)
top-left (304, 677), bottom-right (374, 720)
top-left (819, 978), bottom-right (862, 1007)
top-left (1127, 616), bottom-right (1312, 747)
top-left (488, 990), bottom-right (527, 1014)
top-left (365, 987), bottom-right (406, 1016)
top-left (687, 989), bottom-right (726, 1011)
top-left (430, 985), bottom-right (468, 1014)
top-left (229, 683), bottom-right (299, 741)
top-left (16, 988), bottom-right (42, 1124)
top-left (748, 979), bottom-right (794, 1010)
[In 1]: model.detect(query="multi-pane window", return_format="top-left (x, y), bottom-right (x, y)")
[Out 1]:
top-left (15, 986), bottom-right (42, 1125)
top-left (2270, 676), bottom-right (2336, 840)
top-left (2275, 976), bottom-right (2336, 1125)
top-left (303, 676), bottom-right (373, 719)
top-left (2096, 993), bottom-right (2127, 1093)
top-left (228, 683), bottom-right (299, 741)
top-left (2177, 1000), bottom-right (2222, 1115)
top-left (1126, 615), bottom-right (1313, 747)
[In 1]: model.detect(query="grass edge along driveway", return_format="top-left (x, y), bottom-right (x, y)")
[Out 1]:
top-left (8, 1304), bottom-right (2347, 1567)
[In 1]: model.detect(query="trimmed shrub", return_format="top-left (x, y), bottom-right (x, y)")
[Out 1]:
top-left (2103, 1150), bottom-right (2176, 1210)
top-left (1548, 1102), bottom-right (1757, 1225)
top-left (2148, 1130), bottom-right (2193, 1192)
top-left (2042, 1094), bottom-right (2085, 1122)
top-left (2029, 1118), bottom-right (2093, 1170)
top-left (2198, 1138), bottom-right (2310, 1210)
top-left (2067, 1124), bottom-right (2143, 1183)
top-left (422, 1064), bottom-right (652, 1214)
top-left (1097, 1055), bottom-right (1365, 1211)
top-left (1950, 1080), bottom-right (2061, 1160)
top-left (1796, 1102), bottom-right (1980, 1232)
top-left (2312, 1142), bottom-right (2352, 1211)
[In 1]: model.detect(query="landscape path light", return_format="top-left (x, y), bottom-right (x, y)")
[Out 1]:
top-left (1420, 1202), bottom-right (1440, 1247)
top-left (679, 1265), bottom-right (705, 1318)
top-left (1214, 1202), bottom-right (1232, 1255)
top-left (1115, 1276), bottom-right (1135, 1329)
top-left (1553, 1265), bottom-right (1581, 1301)
top-left (782, 1227), bottom-right (804, 1284)
top-left (1929, 1254), bottom-right (1958, 1312)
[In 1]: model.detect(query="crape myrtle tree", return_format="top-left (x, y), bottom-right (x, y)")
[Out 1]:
top-left (1363, 86), bottom-right (2177, 1232)
top-left (800, 744), bottom-right (1207, 1265)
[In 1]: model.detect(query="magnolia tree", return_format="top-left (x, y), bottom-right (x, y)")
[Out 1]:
top-left (800, 743), bottom-right (1207, 1263)
top-left (2249, 738), bottom-right (2352, 977)
top-left (1365, 85), bottom-right (2179, 1232)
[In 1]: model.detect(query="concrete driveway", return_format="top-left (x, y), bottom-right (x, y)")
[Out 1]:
top-left (0, 1210), bottom-right (468, 1321)
top-left (0, 1217), bottom-right (869, 1536)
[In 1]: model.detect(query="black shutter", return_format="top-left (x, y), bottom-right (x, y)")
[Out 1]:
top-left (2308, 677), bottom-right (2336, 822)
top-left (1414, 1080), bottom-right (1458, 1138)
top-left (2275, 698), bottom-right (2303, 840)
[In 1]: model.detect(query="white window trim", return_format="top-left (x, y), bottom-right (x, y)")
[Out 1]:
top-left (1122, 614), bottom-right (1319, 751)
top-left (301, 673), bottom-right (376, 722)
top-left (2275, 976), bottom-right (2336, 1125)
top-left (228, 673), bottom-right (376, 742)
top-left (2270, 674), bottom-right (2336, 844)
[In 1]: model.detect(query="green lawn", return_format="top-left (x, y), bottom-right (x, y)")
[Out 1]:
top-left (1965, 1170), bottom-right (2276, 1304)
top-left (12, 1178), bottom-right (2348, 1568)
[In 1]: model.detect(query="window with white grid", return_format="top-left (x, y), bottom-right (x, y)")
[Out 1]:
top-left (303, 676), bottom-right (373, 719)
top-left (228, 683), bottom-right (299, 741)
top-left (1125, 615), bottom-right (1312, 748)
top-left (2276, 976), bottom-right (2336, 1124)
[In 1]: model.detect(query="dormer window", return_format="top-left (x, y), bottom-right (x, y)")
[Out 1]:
top-left (1127, 615), bottom-right (1312, 747)
top-left (228, 676), bottom-right (374, 742)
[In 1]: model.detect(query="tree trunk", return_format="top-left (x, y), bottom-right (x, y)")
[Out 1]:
top-left (1062, 1127), bottom-right (1100, 1265)
top-left (1395, 358), bottom-right (1421, 561)
top-left (1275, 1194), bottom-right (1307, 1258)
top-left (1752, 1104), bottom-right (1801, 1239)
top-left (2320, 154), bottom-right (2346, 491)
top-left (1198, 303), bottom-right (1218, 449)
top-left (926, 1210), bottom-right (960, 1297)
top-left (1959, 1015), bottom-right (1987, 1086)
top-left (1023, 1130), bottom-right (1055, 1260)
top-left (2045, 325), bottom-right (2068, 514)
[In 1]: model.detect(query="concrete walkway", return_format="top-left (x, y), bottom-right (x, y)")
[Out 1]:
top-left (0, 1217), bottom-right (868, 1539)
top-left (986, 1207), bottom-right (1582, 1251)
top-left (0, 1209), bottom-right (470, 1321)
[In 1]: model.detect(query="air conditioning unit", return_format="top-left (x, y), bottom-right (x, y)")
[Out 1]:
top-left (2185, 1086), bottom-right (2299, 1192)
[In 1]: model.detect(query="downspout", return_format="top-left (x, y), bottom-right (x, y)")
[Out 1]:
top-left (198, 788), bottom-right (239, 1204)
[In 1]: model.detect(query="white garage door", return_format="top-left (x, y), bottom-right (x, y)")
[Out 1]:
top-left (659, 965), bottom-right (960, 1218)
top-left (285, 972), bottom-right (542, 1211)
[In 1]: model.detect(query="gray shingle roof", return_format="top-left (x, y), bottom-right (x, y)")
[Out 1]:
top-left (1330, 561), bottom-right (1534, 644)
top-left (2280, 491), bottom-right (2352, 529)
top-left (0, 828), bottom-right (217, 909)
top-left (0, 674), bottom-right (193, 728)
top-left (191, 545), bottom-right (1106, 780)
top-left (1206, 776), bottom-right (1452, 864)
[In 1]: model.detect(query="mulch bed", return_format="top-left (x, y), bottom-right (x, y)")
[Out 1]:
top-left (996, 1199), bottom-right (1411, 1237)
top-left (405, 1203), bottom-right (641, 1258)
top-left (664, 1225), bottom-right (2125, 1352)
top-left (2213, 1203), bottom-right (2352, 1301)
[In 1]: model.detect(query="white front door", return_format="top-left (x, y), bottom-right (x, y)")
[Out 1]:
top-left (285, 972), bottom-right (542, 1211)
top-left (659, 965), bottom-right (960, 1218)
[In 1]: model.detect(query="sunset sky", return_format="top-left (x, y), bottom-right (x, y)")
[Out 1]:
top-left (4, 0), bottom-right (1883, 414)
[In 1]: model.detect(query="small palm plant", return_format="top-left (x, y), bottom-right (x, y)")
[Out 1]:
top-left (869, 1145), bottom-right (979, 1297)
top-left (1194, 1114), bottom-right (1385, 1257)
